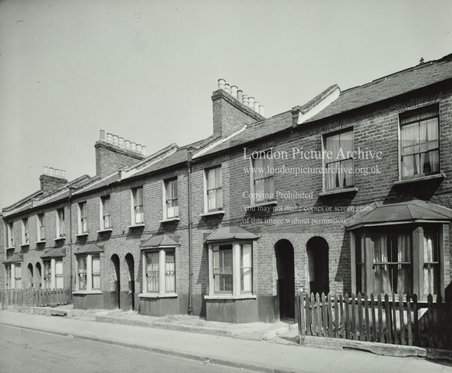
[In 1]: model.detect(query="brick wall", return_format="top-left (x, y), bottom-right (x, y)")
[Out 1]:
top-left (95, 141), bottom-right (144, 179)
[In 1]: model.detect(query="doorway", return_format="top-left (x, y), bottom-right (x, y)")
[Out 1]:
top-left (111, 254), bottom-right (121, 309)
top-left (275, 239), bottom-right (295, 320)
top-left (35, 263), bottom-right (42, 288)
top-left (125, 254), bottom-right (135, 311)
top-left (307, 237), bottom-right (329, 295)
top-left (28, 264), bottom-right (34, 288)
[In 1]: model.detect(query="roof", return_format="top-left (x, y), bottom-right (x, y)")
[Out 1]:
top-left (74, 243), bottom-right (104, 255)
top-left (344, 200), bottom-right (452, 230)
top-left (3, 253), bottom-right (23, 264)
top-left (141, 234), bottom-right (179, 248)
top-left (74, 173), bottom-right (119, 195)
top-left (132, 148), bottom-right (190, 178)
top-left (205, 226), bottom-right (259, 243)
top-left (306, 53), bottom-right (452, 123)
top-left (41, 248), bottom-right (66, 259)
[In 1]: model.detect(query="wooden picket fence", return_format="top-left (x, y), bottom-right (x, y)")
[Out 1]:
top-left (296, 292), bottom-right (452, 350)
top-left (0, 288), bottom-right (71, 309)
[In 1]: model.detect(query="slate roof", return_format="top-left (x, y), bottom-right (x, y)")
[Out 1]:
top-left (305, 53), bottom-right (452, 123)
top-left (205, 226), bottom-right (259, 243)
top-left (41, 248), bottom-right (66, 259)
top-left (140, 234), bottom-right (180, 248)
top-left (3, 253), bottom-right (23, 264)
top-left (344, 200), bottom-right (452, 230)
top-left (74, 243), bottom-right (104, 255)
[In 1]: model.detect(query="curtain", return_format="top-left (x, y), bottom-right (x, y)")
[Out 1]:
top-left (165, 252), bottom-right (175, 293)
top-left (55, 259), bottom-right (64, 289)
top-left (15, 264), bottom-right (22, 289)
top-left (401, 123), bottom-right (418, 178)
top-left (134, 188), bottom-right (144, 223)
top-left (396, 233), bottom-right (411, 294)
top-left (146, 252), bottom-right (159, 292)
top-left (92, 256), bottom-right (100, 289)
top-left (241, 244), bottom-right (252, 292)
top-left (77, 257), bottom-right (86, 290)
top-left (372, 235), bottom-right (391, 294)
top-left (207, 168), bottom-right (222, 210)
top-left (44, 261), bottom-right (52, 289)
top-left (423, 232), bottom-right (437, 295)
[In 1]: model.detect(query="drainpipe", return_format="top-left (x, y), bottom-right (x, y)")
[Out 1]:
top-left (68, 187), bottom-right (74, 302)
top-left (187, 148), bottom-right (193, 315)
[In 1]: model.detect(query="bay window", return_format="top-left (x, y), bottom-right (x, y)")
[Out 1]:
top-left (42, 259), bottom-right (64, 289)
top-left (142, 249), bottom-right (176, 295)
top-left (400, 105), bottom-right (439, 179)
top-left (76, 254), bottom-right (100, 291)
top-left (4, 261), bottom-right (23, 289)
top-left (208, 242), bottom-right (253, 297)
top-left (14, 264), bottom-right (22, 289)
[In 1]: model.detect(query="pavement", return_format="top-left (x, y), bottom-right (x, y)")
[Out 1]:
top-left (1, 310), bottom-right (452, 373)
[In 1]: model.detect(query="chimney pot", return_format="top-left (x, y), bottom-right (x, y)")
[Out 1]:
top-left (242, 94), bottom-right (249, 106)
top-left (254, 100), bottom-right (259, 112)
top-left (259, 105), bottom-right (265, 116)
top-left (237, 90), bottom-right (243, 102)
top-left (248, 97), bottom-right (255, 108)
top-left (113, 135), bottom-right (118, 146)
top-left (224, 83), bottom-right (230, 94)
top-left (218, 79), bottom-right (226, 90)
top-left (136, 144), bottom-right (142, 153)
top-left (44, 166), bottom-right (49, 175)
top-left (125, 140), bottom-right (130, 150)
top-left (106, 133), bottom-right (113, 143)
top-left (100, 130), bottom-right (105, 141)
top-left (230, 85), bottom-right (238, 99)
top-left (131, 142), bottom-right (136, 152)
top-left (142, 146), bottom-right (147, 156)
top-left (119, 137), bottom-right (124, 148)
top-left (61, 170), bottom-right (66, 178)
top-left (49, 167), bottom-right (54, 177)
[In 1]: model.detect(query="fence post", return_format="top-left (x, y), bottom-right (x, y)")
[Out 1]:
top-left (406, 294), bottom-right (413, 346)
top-left (413, 294), bottom-right (419, 346)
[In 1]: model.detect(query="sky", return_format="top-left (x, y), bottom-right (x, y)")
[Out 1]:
top-left (0, 0), bottom-right (451, 209)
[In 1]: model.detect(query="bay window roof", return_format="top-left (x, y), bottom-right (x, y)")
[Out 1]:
top-left (205, 226), bottom-right (259, 244)
top-left (3, 253), bottom-right (23, 264)
top-left (344, 200), bottom-right (452, 230)
top-left (74, 243), bottom-right (104, 256)
top-left (140, 234), bottom-right (179, 249)
top-left (41, 248), bottom-right (66, 259)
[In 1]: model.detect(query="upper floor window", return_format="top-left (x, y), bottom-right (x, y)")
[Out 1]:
top-left (250, 150), bottom-right (274, 205)
top-left (78, 202), bottom-right (88, 234)
top-left (164, 178), bottom-right (178, 219)
top-left (56, 208), bottom-right (65, 238)
top-left (324, 129), bottom-right (354, 191)
top-left (131, 187), bottom-right (144, 224)
top-left (37, 214), bottom-right (45, 241)
top-left (205, 166), bottom-right (223, 212)
top-left (22, 218), bottom-right (29, 245)
top-left (100, 195), bottom-right (111, 229)
top-left (6, 222), bottom-right (14, 248)
top-left (400, 106), bottom-right (439, 179)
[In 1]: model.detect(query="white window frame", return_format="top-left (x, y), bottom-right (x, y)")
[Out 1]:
top-left (204, 166), bottom-right (223, 213)
top-left (141, 249), bottom-right (176, 295)
top-left (207, 242), bottom-right (254, 298)
top-left (75, 254), bottom-right (100, 292)
top-left (131, 187), bottom-right (144, 225)
top-left (6, 222), bottom-right (14, 248)
top-left (56, 208), bottom-right (65, 238)
top-left (5, 264), bottom-right (12, 289)
top-left (163, 178), bottom-right (179, 220)
top-left (7, 263), bottom-right (22, 289)
top-left (42, 258), bottom-right (64, 290)
top-left (100, 195), bottom-right (112, 230)
top-left (322, 128), bottom-right (354, 192)
top-left (78, 202), bottom-right (88, 234)
top-left (37, 214), bottom-right (45, 242)
top-left (21, 218), bottom-right (29, 245)
top-left (249, 149), bottom-right (274, 206)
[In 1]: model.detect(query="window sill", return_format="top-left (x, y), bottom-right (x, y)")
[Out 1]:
top-left (6, 246), bottom-right (15, 250)
top-left (76, 233), bottom-right (89, 238)
top-left (139, 293), bottom-right (178, 299)
top-left (20, 243), bottom-right (30, 248)
top-left (159, 218), bottom-right (180, 223)
top-left (128, 223), bottom-right (145, 229)
top-left (205, 294), bottom-right (257, 300)
top-left (97, 228), bottom-right (113, 233)
top-left (394, 172), bottom-right (445, 186)
top-left (36, 240), bottom-right (46, 244)
top-left (245, 201), bottom-right (278, 210)
top-left (72, 290), bottom-right (102, 295)
top-left (54, 236), bottom-right (66, 242)
top-left (200, 210), bottom-right (225, 217)
top-left (319, 187), bottom-right (359, 197)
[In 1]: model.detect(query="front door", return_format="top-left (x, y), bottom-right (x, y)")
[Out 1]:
top-left (112, 255), bottom-right (121, 309)
top-left (275, 240), bottom-right (295, 319)
top-left (307, 237), bottom-right (329, 295)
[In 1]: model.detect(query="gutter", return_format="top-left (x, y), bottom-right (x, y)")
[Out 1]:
top-left (69, 187), bottom-right (74, 300)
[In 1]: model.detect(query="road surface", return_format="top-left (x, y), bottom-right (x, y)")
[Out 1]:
top-left (0, 325), bottom-right (255, 373)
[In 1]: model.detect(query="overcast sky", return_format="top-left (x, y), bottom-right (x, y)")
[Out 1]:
top-left (0, 0), bottom-right (451, 208)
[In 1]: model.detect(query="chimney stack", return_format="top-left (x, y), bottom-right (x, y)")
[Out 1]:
top-left (40, 166), bottom-right (68, 195)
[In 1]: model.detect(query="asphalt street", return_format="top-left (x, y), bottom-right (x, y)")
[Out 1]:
top-left (0, 325), bottom-right (255, 373)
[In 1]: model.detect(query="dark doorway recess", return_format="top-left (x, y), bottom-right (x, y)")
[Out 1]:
top-left (307, 237), bottom-right (329, 295)
top-left (275, 239), bottom-right (295, 320)
top-left (35, 263), bottom-right (42, 288)
top-left (125, 254), bottom-right (135, 311)
top-left (111, 254), bottom-right (121, 309)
